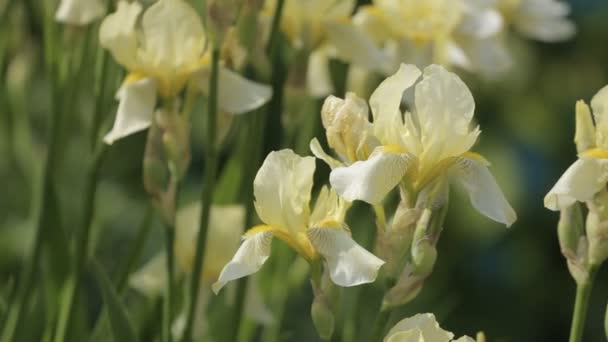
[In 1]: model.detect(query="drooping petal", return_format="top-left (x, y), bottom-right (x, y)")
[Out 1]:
top-left (307, 48), bottom-right (334, 97)
top-left (310, 138), bottom-right (342, 169)
top-left (450, 156), bottom-right (517, 226)
top-left (55, 0), bottom-right (105, 25)
top-left (140, 0), bottom-right (206, 73)
top-left (212, 229), bottom-right (273, 294)
top-left (217, 67), bottom-right (273, 114)
top-left (254, 150), bottom-right (315, 233)
top-left (370, 64), bottom-right (421, 146)
top-left (128, 253), bottom-right (168, 298)
top-left (330, 148), bottom-right (411, 204)
top-left (385, 329), bottom-right (424, 342)
top-left (544, 158), bottom-right (608, 211)
top-left (386, 313), bottom-right (454, 342)
top-left (325, 20), bottom-right (390, 73)
top-left (415, 65), bottom-right (479, 166)
top-left (307, 227), bottom-right (384, 287)
top-left (103, 77), bottom-right (157, 145)
top-left (99, 1), bottom-right (142, 70)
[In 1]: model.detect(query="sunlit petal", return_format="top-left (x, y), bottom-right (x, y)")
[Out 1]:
top-left (56, 0), bottom-right (105, 25)
top-left (386, 313), bottom-right (454, 342)
top-left (310, 138), bottom-right (342, 169)
top-left (307, 227), bottom-right (384, 286)
top-left (450, 156), bottom-right (517, 226)
top-left (212, 229), bottom-right (273, 294)
top-left (544, 158), bottom-right (608, 211)
top-left (99, 1), bottom-right (142, 70)
top-left (103, 77), bottom-right (156, 145)
top-left (217, 67), bottom-right (273, 114)
top-left (385, 329), bottom-right (424, 342)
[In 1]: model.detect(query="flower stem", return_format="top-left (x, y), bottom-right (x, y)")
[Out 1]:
top-left (569, 265), bottom-right (599, 342)
top-left (163, 209), bottom-right (177, 342)
top-left (181, 47), bottom-right (221, 342)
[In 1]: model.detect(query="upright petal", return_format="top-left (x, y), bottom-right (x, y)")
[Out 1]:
top-left (140, 0), bottom-right (206, 72)
top-left (103, 77), bottom-right (157, 145)
top-left (386, 313), bottom-right (454, 342)
top-left (212, 229), bottom-right (273, 294)
top-left (591, 85), bottom-right (608, 148)
top-left (56, 0), bottom-right (105, 25)
top-left (99, 1), bottom-right (142, 70)
top-left (330, 148), bottom-right (411, 204)
top-left (254, 150), bottom-right (315, 233)
top-left (544, 158), bottom-right (608, 211)
top-left (370, 64), bottom-right (421, 146)
top-left (307, 227), bottom-right (384, 287)
top-left (415, 65), bottom-right (479, 167)
top-left (217, 67), bottom-right (273, 114)
top-left (450, 156), bottom-right (517, 226)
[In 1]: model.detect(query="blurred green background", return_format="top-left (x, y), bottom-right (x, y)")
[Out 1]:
top-left (2, 0), bottom-right (608, 341)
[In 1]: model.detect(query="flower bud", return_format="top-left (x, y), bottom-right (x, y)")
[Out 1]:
top-left (557, 203), bottom-right (584, 260)
top-left (321, 93), bottom-right (376, 162)
top-left (311, 292), bottom-right (334, 340)
top-left (207, 0), bottom-right (239, 45)
top-left (379, 203), bottom-right (419, 277)
top-left (412, 239), bottom-right (437, 277)
top-left (586, 189), bottom-right (608, 265)
top-left (156, 110), bottom-right (191, 181)
top-left (574, 100), bottom-right (596, 153)
top-left (476, 331), bottom-right (487, 342)
top-left (382, 265), bottom-right (424, 310)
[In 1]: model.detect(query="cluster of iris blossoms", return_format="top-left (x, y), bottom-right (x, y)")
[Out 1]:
top-left (50, 0), bottom-right (583, 340)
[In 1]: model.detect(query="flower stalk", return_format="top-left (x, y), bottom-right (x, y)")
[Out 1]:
top-left (569, 264), bottom-right (599, 342)
top-left (181, 46), bottom-right (221, 342)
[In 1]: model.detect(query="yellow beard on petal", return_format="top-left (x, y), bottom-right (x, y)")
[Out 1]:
top-left (580, 148), bottom-right (608, 159)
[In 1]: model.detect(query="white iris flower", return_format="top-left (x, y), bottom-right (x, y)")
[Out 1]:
top-left (212, 149), bottom-right (385, 293)
top-left (99, 0), bottom-right (272, 144)
top-left (316, 64), bottom-right (516, 226)
top-left (55, 0), bottom-right (105, 25)
top-left (545, 85), bottom-right (608, 211)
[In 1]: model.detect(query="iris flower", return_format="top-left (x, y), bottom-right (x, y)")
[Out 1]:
top-left (315, 64), bottom-right (516, 226)
top-left (99, 0), bottom-right (272, 144)
top-left (384, 313), bottom-right (474, 342)
top-left (212, 149), bottom-right (384, 293)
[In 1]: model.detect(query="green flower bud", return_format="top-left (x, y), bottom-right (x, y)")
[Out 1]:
top-left (156, 110), bottom-right (191, 181)
top-left (557, 202), bottom-right (584, 260)
top-left (587, 189), bottom-right (608, 265)
top-left (207, 0), bottom-right (239, 45)
top-left (412, 239), bottom-right (437, 277)
top-left (574, 100), bottom-right (596, 153)
top-left (311, 292), bottom-right (334, 340)
top-left (381, 268), bottom-right (424, 310)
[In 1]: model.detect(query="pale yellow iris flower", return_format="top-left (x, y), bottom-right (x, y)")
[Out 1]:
top-left (545, 85), bottom-right (608, 210)
top-left (99, 0), bottom-right (272, 144)
top-left (499, 0), bottom-right (575, 42)
top-left (327, 0), bottom-right (512, 77)
top-left (212, 149), bottom-right (385, 293)
top-left (315, 64), bottom-right (516, 226)
top-left (55, 0), bottom-right (105, 25)
top-left (384, 313), bottom-right (474, 342)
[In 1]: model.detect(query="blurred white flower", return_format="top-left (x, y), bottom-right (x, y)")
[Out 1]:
top-left (545, 85), bottom-right (608, 211)
top-left (212, 149), bottom-right (385, 293)
top-left (99, 0), bottom-right (272, 144)
top-left (499, 0), bottom-right (575, 42)
top-left (384, 313), bottom-right (475, 342)
top-left (55, 0), bottom-right (105, 25)
top-left (324, 64), bottom-right (516, 226)
top-left (326, 0), bottom-right (511, 77)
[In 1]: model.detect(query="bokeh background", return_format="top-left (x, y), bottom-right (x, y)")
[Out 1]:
top-left (2, 0), bottom-right (608, 341)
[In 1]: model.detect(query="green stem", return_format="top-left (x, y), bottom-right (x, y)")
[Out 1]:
top-left (163, 214), bottom-right (177, 342)
top-left (181, 47), bottom-right (220, 342)
top-left (369, 308), bottom-right (391, 342)
top-left (569, 265), bottom-right (599, 342)
top-left (1, 4), bottom-right (60, 340)
top-left (53, 147), bottom-right (107, 342)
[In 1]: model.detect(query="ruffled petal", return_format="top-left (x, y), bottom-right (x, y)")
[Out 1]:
top-left (450, 156), bottom-right (517, 226)
top-left (99, 1), bottom-right (142, 70)
top-left (55, 0), bottom-right (105, 25)
top-left (370, 64), bottom-right (421, 146)
top-left (217, 67), bottom-right (273, 114)
top-left (254, 150), bottom-right (315, 232)
top-left (325, 20), bottom-right (390, 73)
top-left (211, 229), bottom-right (273, 294)
top-left (307, 227), bottom-right (384, 287)
top-left (103, 77), bottom-right (157, 145)
top-left (140, 0), bottom-right (205, 72)
top-left (386, 313), bottom-right (454, 342)
top-left (310, 138), bottom-right (342, 169)
top-left (330, 148), bottom-right (411, 204)
top-left (544, 158), bottom-right (608, 211)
